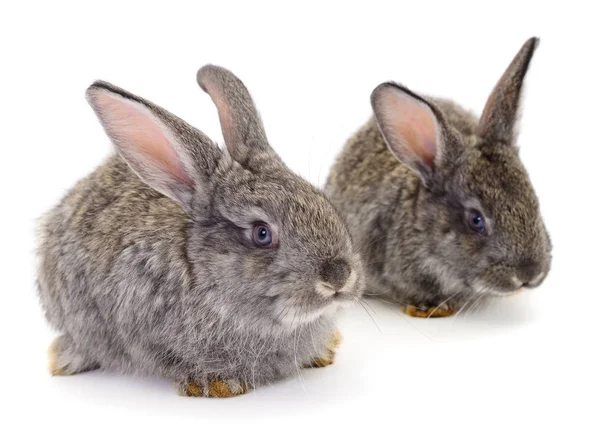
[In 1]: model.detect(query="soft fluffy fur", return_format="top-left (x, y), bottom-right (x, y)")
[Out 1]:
top-left (325, 38), bottom-right (551, 315)
top-left (37, 65), bottom-right (364, 396)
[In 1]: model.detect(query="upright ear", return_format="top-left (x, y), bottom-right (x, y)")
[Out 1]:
top-left (196, 65), bottom-right (281, 169)
top-left (477, 37), bottom-right (539, 145)
top-left (86, 81), bottom-right (221, 212)
top-left (371, 82), bottom-right (449, 184)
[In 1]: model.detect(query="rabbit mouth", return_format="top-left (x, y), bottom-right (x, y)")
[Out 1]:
top-left (471, 278), bottom-right (531, 297)
top-left (272, 267), bottom-right (362, 330)
top-left (487, 287), bottom-right (529, 297)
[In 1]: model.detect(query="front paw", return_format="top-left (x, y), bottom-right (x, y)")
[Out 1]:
top-left (177, 379), bottom-right (248, 398)
top-left (304, 330), bottom-right (342, 368)
top-left (401, 304), bottom-right (456, 318)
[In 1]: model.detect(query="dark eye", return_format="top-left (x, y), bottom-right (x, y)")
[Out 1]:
top-left (252, 223), bottom-right (273, 247)
top-left (467, 210), bottom-right (487, 234)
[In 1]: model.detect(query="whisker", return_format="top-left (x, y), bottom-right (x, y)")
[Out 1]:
top-left (362, 293), bottom-right (413, 308)
top-left (452, 291), bottom-right (486, 322)
top-left (395, 312), bottom-right (433, 341)
top-left (464, 290), bottom-right (490, 316)
top-left (362, 289), bottom-right (391, 297)
top-left (293, 315), bottom-right (309, 397)
top-left (355, 232), bottom-right (389, 254)
top-left (427, 293), bottom-right (460, 318)
top-left (452, 295), bottom-right (477, 321)
top-left (357, 297), bottom-right (378, 316)
top-left (354, 297), bottom-right (383, 335)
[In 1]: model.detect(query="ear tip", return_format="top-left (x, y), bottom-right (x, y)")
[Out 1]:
top-left (371, 82), bottom-right (400, 103)
top-left (518, 37), bottom-right (540, 70)
top-left (85, 80), bottom-right (119, 104)
top-left (196, 65), bottom-right (211, 92)
top-left (197, 64), bottom-right (228, 93)
top-left (526, 37), bottom-right (540, 53)
top-left (371, 82), bottom-right (417, 109)
top-left (86, 80), bottom-right (105, 106)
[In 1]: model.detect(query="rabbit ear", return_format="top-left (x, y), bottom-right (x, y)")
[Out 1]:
top-left (86, 81), bottom-right (220, 212)
top-left (477, 37), bottom-right (539, 145)
top-left (197, 65), bottom-right (280, 168)
top-left (371, 82), bottom-right (448, 184)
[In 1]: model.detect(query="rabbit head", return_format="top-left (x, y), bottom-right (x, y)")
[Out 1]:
top-left (86, 65), bottom-right (364, 332)
top-left (371, 38), bottom-right (551, 296)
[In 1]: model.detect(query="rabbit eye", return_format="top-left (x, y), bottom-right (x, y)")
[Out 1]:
top-left (467, 210), bottom-right (487, 234)
top-left (252, 223), bottom-right (273, 247)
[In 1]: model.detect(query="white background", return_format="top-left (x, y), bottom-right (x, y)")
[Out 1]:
top-left (1, 1), bottom-right (598, 433)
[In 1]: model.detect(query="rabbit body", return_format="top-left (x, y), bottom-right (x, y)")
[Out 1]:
top-left (37, 66), bottom-right (363, 396)
top-left (326, 39), bottom-right (551, 315)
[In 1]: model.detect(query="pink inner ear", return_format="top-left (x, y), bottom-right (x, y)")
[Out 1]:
top-left (380, 91), bottom-right (438, 168)
top-left (95, 92), bottom-right (194, 186)
top-left (199, 76), bottom-right (235, 147)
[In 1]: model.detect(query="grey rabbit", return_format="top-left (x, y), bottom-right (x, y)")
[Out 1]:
top-left (325, 38), bottom-right (551, 317)
top-left (36, 65), bottom-right (364, 397)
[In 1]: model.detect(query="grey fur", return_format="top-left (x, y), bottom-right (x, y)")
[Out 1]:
top-left (37, 65), bottom-right (364, 395)
top-left (325, 38), bottom-right (551, 312)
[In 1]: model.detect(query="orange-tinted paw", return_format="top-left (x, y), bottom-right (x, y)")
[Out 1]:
top-left (305, 330), bottom-right (342, 368)
top-left (401, 305), bottom-right (456, 318)
top-left (48, 339), bottom-right (66, 376)
top-left (330, 329), bottom-right (342, 350)
top-left (306, 351), bottom-right (335, 368)
top-left (178, 379), bottom-right (248, 398)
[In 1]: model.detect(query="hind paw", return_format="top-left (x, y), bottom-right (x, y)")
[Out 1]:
top-left (178, 379), bottom-right (248, 398)
top-left (48, 336), bottom-right (99, 376)
top-left (401, 304), bottom-right (456, 318)
top-left (305, 330), bottom-right (342, 368)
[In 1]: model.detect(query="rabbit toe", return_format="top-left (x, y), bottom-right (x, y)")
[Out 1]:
top-left (304, 329), bottom-right (342, 368)
top-left (401, 304), bottom-right (456, 318)
top-left (178, 379), bottom-right (248, 398)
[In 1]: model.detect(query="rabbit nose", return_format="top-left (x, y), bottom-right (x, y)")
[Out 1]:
top-left (319, 258), bottom-right (351, 292)
top-left (517, 260), bottom-right (547, 288)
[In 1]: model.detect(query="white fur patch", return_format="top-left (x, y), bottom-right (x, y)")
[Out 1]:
top-left (276, 301), bottom-right (340, 330)
top-left (529, 271), bottom-right (545, 287)
top-left (315, 282), bottom-right (336, 297)
top-left (510, 276), bottom-right (523, 289)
